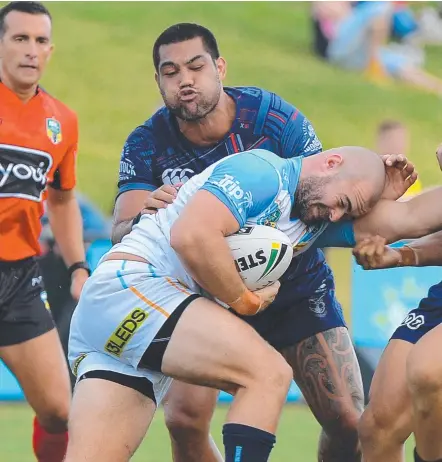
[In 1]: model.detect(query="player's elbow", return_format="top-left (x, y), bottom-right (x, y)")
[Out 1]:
top-left (170, 224), bottom-right (205, 256)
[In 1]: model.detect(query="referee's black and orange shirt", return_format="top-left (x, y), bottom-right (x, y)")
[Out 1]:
top-left (0, 81), bottom-right (78, 261)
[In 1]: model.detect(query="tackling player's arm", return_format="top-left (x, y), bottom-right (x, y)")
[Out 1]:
top-left (112, 127), bottom-right (176, 244)
top-left (408, 231), bottom-right (442, 265)
top-left (112, 190), bottom-right (154, 244)
top-left (352, 186), bottom-right (442, 244)
top-left (354, 231), bottom-right (442, 270)
top-left (310, 185), bottom-right (442, 252)
top-left (354, 146), bottom-right (442, 269)
top-left (170, 153), bottom-right (280, 316)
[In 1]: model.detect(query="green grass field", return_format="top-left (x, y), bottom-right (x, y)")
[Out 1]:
top-left (0, 403), bottom-right (416, 461)
top-left (0, 2), bottom-right (440, 460)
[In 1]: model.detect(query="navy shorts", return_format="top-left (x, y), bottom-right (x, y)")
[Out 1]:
top-left (391, 281), bottom-right (442, 344)
top-left (236, 261), bottom-right (346, 351)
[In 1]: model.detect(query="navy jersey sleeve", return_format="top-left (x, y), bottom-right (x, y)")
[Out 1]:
top-left (313, 221), bottom-right (356, 249)
top-left (265, 92), bottom-right (322, 158)
top-left (280, 107), bottom-right (323, 159)
top-left (200, 152), bottom-right (281, 228)
top-left (117, 126), bottom-right (158, 197)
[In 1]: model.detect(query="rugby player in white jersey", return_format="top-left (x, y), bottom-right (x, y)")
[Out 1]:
top-left (66, 146), bottom-right (442, 462)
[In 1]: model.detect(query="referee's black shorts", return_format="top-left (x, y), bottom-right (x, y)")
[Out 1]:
top-left (0, 257), bottom-right (55, 347)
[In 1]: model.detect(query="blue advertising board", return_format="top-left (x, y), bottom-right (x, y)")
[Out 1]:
top-left (351, 258), bottom-right (440, 349)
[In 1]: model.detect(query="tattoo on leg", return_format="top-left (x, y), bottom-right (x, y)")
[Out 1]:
top-left (281, 327), bottom-right (364, 419)
top-left (281, 327), bottom-right (364, 461)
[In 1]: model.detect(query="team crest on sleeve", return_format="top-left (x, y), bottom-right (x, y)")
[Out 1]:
top-left (46, 118), bottom-right (62, 145)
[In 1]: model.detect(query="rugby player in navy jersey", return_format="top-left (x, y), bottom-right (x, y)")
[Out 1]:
top-left (352, 145), bottom-right (442, 462)
top-left (112, 23), bottom-right (415, 462)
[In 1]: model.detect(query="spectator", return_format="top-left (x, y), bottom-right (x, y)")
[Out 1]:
top-left (311, 1), bottom-right (442, 95)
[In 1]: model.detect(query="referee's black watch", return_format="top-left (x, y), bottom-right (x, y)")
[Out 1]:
top-left (67, 261), bottom-right (91, 279)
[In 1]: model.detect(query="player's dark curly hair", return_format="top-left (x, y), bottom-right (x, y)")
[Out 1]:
top-left (153, 23), bottom-right (220, 71)
top-left (0, 2), bottom-right (51, 37)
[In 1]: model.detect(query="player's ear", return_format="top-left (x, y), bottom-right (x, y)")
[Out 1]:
top-left (325, 153), bottom-right (343, 171)
top-left (155, 72), bottom-right (159, 87)
top-left (216, 57), bottom-right (227, 81)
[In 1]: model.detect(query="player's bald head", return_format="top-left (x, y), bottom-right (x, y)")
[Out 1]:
top-left (325, 145), bottom-right (386, 198)
top-left (295, 146), bottom-right (386, 225)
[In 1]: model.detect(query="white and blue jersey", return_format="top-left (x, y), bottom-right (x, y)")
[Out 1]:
top-left (117, 86), bottom-right (348, 349)
top-left (112, 149), bottom-right (355, 294)
top-left (118, 86), bottom-right (326, 282)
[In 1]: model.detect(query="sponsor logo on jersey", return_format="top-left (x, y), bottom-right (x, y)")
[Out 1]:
top-left (302, 118), bottom-right (322, 154)
top-left (213, 174), bottom-right (253, 212)
top-left (119, 158), bottom-right (136, 180)
top-left (105, 308), bottom-right (149, 357)
top-left (0, 144), bottom-right (52, 201)
top-left (235, 250), bottom-right (267, 273)
top-left (258, 242), bottom-right (289, 281)
top-left (162, 168), bottom-right (195, 186)
top-left (214, 174), bottom-right (244, 199)
top-left (46, 117), bottom-right (62, 145)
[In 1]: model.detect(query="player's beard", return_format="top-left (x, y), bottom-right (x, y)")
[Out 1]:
top-left (292, 177), bottom-right (333, 226)
top-left (162, 78), bottom-right (222, 122)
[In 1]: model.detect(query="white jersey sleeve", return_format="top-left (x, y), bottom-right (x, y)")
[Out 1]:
top-left (201, 150), bottom-right (282, 227)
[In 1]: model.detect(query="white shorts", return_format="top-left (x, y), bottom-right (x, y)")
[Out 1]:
top-left (68, 259), bottom-right (200, 404)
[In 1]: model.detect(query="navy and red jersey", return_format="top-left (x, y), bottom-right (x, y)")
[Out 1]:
top-left (118, 85), bottom-right (327, 280)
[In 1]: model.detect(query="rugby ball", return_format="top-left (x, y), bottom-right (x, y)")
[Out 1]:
top-left (226, 225), bottom-right (293, 291)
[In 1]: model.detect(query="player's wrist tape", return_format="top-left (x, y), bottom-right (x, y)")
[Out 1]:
top-left (397, 245), bottom-right (419, 267)
top-left (67, 261), bottom-right (91, 278)
top-left (132, 212), bottom-right (142, 227)
top-left (227, 289), bottom-right (262, 315)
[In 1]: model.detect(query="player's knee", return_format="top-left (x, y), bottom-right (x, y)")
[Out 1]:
top-left (164, 401), bottom-right (211, 440)
top-left (322, 401), bottom-right (361, 441)
top-left (37, 400), bottom-right (69, 433)
top-left (407, 349), bottom-right (442, 397)
top-left (251, 352), bottom-right (292, 398)
top-left (359, 404), bottom-right (398, 445)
